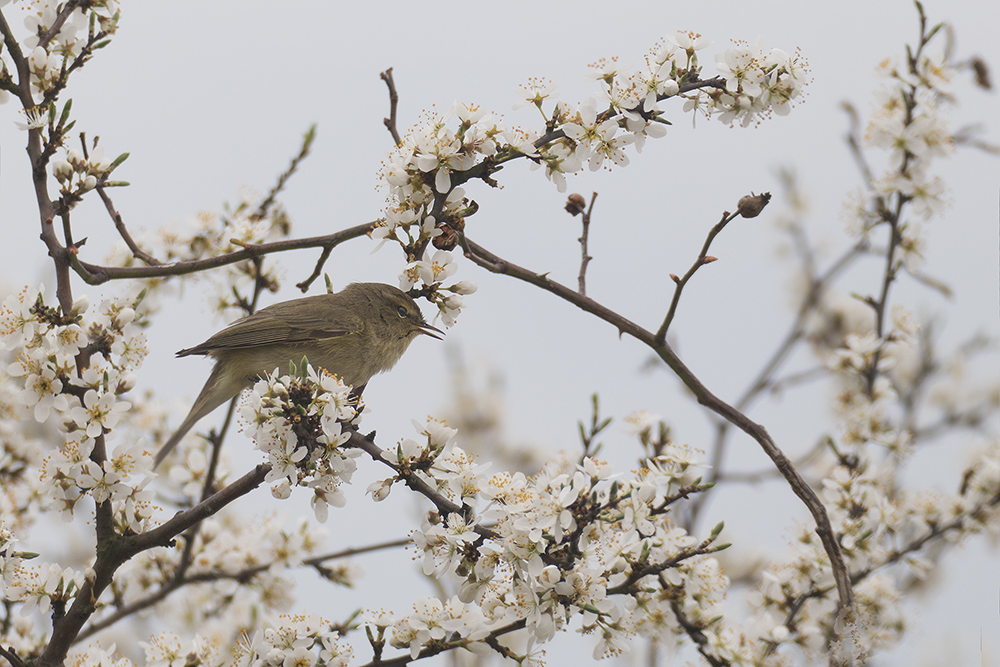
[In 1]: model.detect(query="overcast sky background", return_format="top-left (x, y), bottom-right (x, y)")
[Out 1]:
top-left (1, 0), bottom-right (998, 665)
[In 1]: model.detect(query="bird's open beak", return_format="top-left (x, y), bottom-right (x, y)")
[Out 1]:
top-left (418, 323), bottom-right (445, 340)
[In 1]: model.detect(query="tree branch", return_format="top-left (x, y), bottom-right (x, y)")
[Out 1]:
top-left (72, 222), bottom-right (376, 286)
top-left (459, 234), bottom-right (855, 612)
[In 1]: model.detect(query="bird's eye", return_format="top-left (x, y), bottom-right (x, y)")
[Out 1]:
top-left (397, 305), bottom-right (408, 318)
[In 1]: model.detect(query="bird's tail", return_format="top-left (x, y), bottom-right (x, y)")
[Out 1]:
top-left (153, 364), bottom-right (236, 468)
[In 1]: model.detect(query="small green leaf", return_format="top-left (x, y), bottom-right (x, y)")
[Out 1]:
top-left (109, 152), bottom-right (129, 170)
top-left (59, 98), bottom-right (73, 127)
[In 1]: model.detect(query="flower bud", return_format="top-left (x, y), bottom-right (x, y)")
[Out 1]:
top-left (450, 280), bottom-right (478, 295)
top-left (565, 193), bottom-right (587, 216)
top-left (737, 191), bottom-right (772, 218)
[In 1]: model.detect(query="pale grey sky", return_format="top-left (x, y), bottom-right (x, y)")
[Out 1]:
top-left (1, 1), bottom-right (998, 664)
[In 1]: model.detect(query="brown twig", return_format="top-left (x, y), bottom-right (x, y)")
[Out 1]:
top-left (380, 68), bottom-right (402, 147)
top-left (72, 222), bottom-right (376, 285)
top-left (440, 76), bottom-right (729, 195)
top-left (95, 186), bottom-right (161, 265)
top-left (252, 124), bottom-right (316, 222)
top-left (295, 245), bottom-right (334, 292)
top-left (577, 193), bottom-right (597, 295)
top-left (354, 618), bottom-right (529, 667)
top-left (841, 102), bottom-right (875, 187)
top-left (303, 537), bottom-right (412, 567)
top-left (0, 9), bottom-right (34, 107)
top-left (656, 208), bottom-right (739, 341)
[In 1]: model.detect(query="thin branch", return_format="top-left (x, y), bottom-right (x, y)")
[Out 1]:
top-left (716, 438), bottom-right (828, 484)
top-left (0, 7), bottom-right (35, 106)
top-left (303, 537), bottom-right (411, 567)
top-left (577, 193), bottom-right (597, 295)
top-left (72, 222), bottom-right (376, 285)
top-left (380, 68), bottom-right (402, 147)
top-left (295, 245), bottom-right (334, 292)
top-left (95, 186), bottom-right (160, 265)
top-left (841, 102), bottom-right (875, 186)
top-left (459, 234), bottom-right (854, 613)
top-left (252, 124), bottom-right (316, 222)
top-left (669, 601), bottom-right (729, 667)
top-left (656, 208), bottom-right (739, 341)
top-left (35, 0), bottom-right (83, 52)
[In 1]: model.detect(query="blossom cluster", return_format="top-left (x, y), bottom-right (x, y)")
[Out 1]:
top-left (1, 285), bottom-right (157, 529)
top-left (50, 141), bottom-right (128, 207)
top-left (0, 0), bottom-right (119, 103)
top-left (233, 614), bottom-right (353, 667)
top-left (141, 633), bottom-right (223, 667)
top-left (0, 375), bottom-right (48, 521)
top-left (383, 597), bottom-right (490, 660)
top-left (364, 418), bottom-right (739, 661)
top-left (240, 364), bottom-right (361, 523)
top-left (1, 523), bottom-right (95, 640)
top-left (373, 31), bottom-right (807, 325)
top-left (843, 36), bottom-right (958, 268)
top-left (744, 311), bottom-right (1000, 659)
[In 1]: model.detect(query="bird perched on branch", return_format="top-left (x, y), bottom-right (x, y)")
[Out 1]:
top-left (154, 282), bottom-right (443, 467)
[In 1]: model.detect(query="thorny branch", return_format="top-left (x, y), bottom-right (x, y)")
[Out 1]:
top-left (458, 233), bottom-right (855, 613)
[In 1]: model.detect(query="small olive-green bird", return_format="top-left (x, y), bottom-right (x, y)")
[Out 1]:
top-left (154, 282), bottom-right (443, 467)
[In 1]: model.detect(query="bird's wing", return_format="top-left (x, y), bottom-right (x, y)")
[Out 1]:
top-left (177, 296), bottom-right (362, 356)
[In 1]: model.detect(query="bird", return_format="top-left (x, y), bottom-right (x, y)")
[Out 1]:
top-left (153, 282), bottom-right (443, 467)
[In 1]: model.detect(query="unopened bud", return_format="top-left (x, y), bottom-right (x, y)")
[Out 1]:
top-left (737, 191), bottom-right (772, 219)
top-left (670, 274), bottom-right (680, 283)
top-left (565, 193), bottom-right (587, 216)
top-left (971, 57), bottom-right (991, 90)
top-left (432, 223), bottom-right (460, 251)
top-left (701, 256), bottom-right (718, 264)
